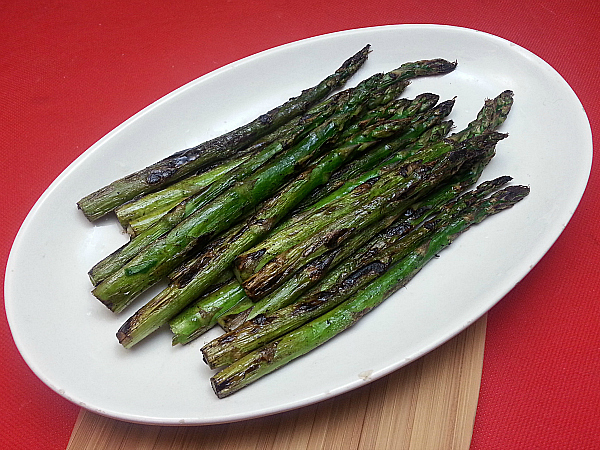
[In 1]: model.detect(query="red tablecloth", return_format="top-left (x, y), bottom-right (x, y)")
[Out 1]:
top-left (2, 1), bottom-right (599, 448)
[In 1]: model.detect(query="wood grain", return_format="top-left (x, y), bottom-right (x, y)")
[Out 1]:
top-left (67, 315), bottom-right (486, 450)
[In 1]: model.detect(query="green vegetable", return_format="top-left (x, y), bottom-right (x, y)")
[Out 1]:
top-left (116, 105), bottom-right (416, 347)
top-left (94, 57), bottom-right (457, 313)
top-left (170, 278), bottom-right (247, 346)
top-left (76, 45), bottom-right (372, 221)
top-left (236, 132), bottom-right (507, 298)
top-left (218, 165), bottom-right (489, 331)
top-left (210, 183), bottom-right (530, 398)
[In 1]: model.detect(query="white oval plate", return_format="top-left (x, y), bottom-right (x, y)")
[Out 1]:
top-left (5, 25), bottom-right (592, 425)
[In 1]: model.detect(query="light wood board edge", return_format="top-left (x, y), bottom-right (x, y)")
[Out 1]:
top-left (67, 314), bottom-right (486, 450)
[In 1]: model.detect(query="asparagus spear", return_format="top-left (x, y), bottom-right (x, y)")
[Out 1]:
top-left (231, 119), bottom-right (452, 282)
top-left (77, 45), bottom-right (372, 221)
top-left (170, 278), bottom-right (247, 345)
top-left (116, 111), bottom-right (415, 347)
top-left (240, 132), bottom-right (506, 300)
top-left (291, 99), bottom-right (455, 214)
top-left (334, 93), bottom-right (439, 144)
top-left (202, 176), bottom-right (512, 368)
top-left (218, 164), bottom-right (483, 331)
top-left (87, 88), bottom-right (353, 286)
top-left (89, 57), bottom-right (455, 286)
top-left (295, 121), bottom-right (454, 215)
top-left (210, 184), bottom-right (530, 397)
top-left (169, 115), bottom-right (434, 341)
top-left (448, 90), bottom-right (514, 142)
top-left (234, 90), bottom-right (513, 281)
top-left (111, 86), bottom-right (359, 235)
top-left (114, 155), bottom-right (249, 234)
top-left (294, 90), bottom-right (514, 216)
top-left (95, 57), bottom-right (458, 311)
top-left (234, 130), bottom-right (504, 288)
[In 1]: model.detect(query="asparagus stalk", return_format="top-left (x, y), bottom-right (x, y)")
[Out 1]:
top-left (94, 95), bottom-right (368, 311)
top-left (240, 132), bottom-right (506, 300)
top-left (170, 278), bottom-right (247, 345)
top-left (112, 87), bottom-right (360, 235)
top-left (295, 121), bottom-right (454, 215)
top-left (116, 111), bottom-right (415, 347)
top-left (336, 93), bottom-right (439, 143)
top-left (231, 120), bottom-right (451, 282)
top-left (87, 88), bottom-right (352, 286)
top-left (234, 130), bottom-right (505, 287)
top-left (210, 183), bottom-right (530, 397)
top-left (115, 155), bottom-right (249, 234)
top-left (293, 98), bottom-right (455, 213)
top-left (448, 90), bottom-right (514, 142)
top-left (77, 45), bottom-right (372, 221)
top-left (167, 117), bottom-right (417, 345)
top-left (202, 176), bottom-right (512, 368)
top-left (94, 57), bottom-right (458, 311)
top-left (218, 164), bottom-right (484, 331)
top-left (89, 57), bottom-right (455, 285)
top-left (234, 90), bottom-right (513, 281)
top-left (291, 89), bottom-right (514, 220)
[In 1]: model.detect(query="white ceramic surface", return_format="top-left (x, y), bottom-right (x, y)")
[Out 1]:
top-left (5, 25), bottom-right (592, 424)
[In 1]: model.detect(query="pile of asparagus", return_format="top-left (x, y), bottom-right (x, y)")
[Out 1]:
top-left (78, 45), bottom-right (529, 398)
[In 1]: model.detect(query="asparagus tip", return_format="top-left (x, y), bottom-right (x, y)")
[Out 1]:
top-left (493, 184), bottom-right (531, 203)
top-left (436, 59), bottom-right (458, 74)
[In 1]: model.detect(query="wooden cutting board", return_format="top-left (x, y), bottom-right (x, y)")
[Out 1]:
top-left (66, 315), bottom-right (486, 450)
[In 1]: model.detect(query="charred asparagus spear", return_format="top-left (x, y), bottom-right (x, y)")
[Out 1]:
top-left (235, 129), bottom-right (505, 291)
top-left (240, 132), bottom-right (506, 301)
top-left (111, 87), bottom-right (366, 236)
top-left (88, 88), bottom-right (354, 285)
top-left (282, 90), bottom-right (513, 232)
top-left (234, 90), bottom-right (513, 281)
top-left (294, 97), bottom-right (453, 210)
top-left (168, 114), bottom-right (431, 343)
top-left (121, 78), bottom-right (414, 235)
top-left (203, 176), bottom-right (513, 367)
top-left (333, 92), bottom-right (439, 144)
top-left (94, 57), bottom-right (459, 312)
top-left (447, 90), bottom-right (514, 142)
top-left (89, 58), bottom-right (457, 286)
top-left (210, 183), bottom-right (530, 397)
top-left (170, 278), bottom-right (247, 345)
top-left (77, 45), bottom-right (372, 221)
top-left (218, 130), bottom-right (499, 331)
top-left (218, 163), bottom-right (485, 331)
top-left (114, 156), bottom-right (249, 234)
top-left (116, 112), bottom-right (417, 347)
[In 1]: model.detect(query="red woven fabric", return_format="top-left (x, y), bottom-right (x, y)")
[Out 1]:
top-left (2, 1), bottom-right (598, 448)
